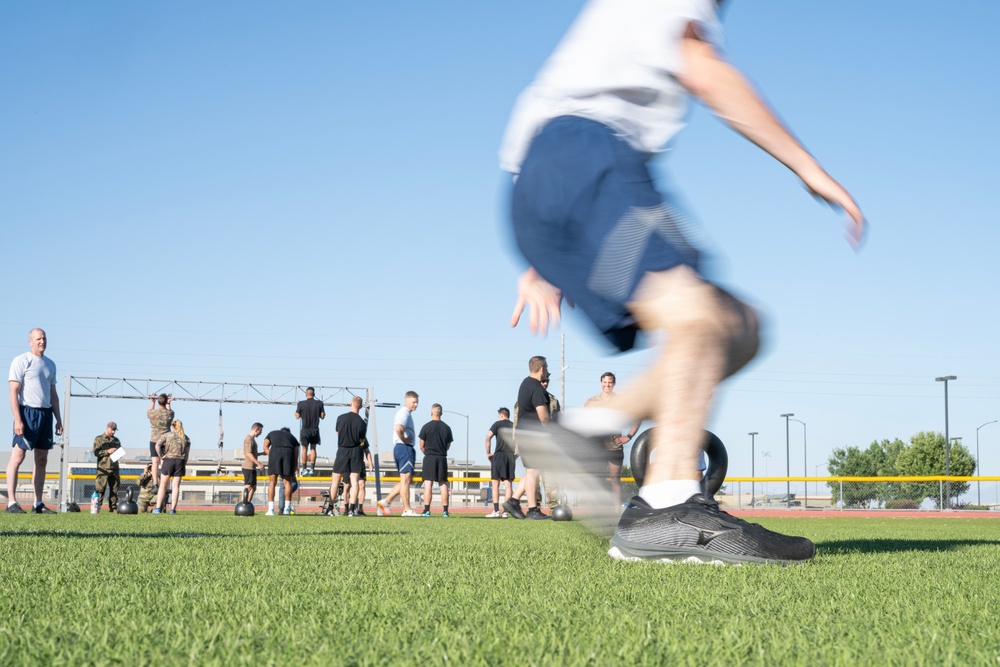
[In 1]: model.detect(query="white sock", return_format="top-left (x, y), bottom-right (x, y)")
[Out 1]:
top-left (639, 480), bottom-right (702, 509)
top-left (8, 500), bottom-right (16, 507)
top-left (268, 501), bottom-right (274, 511)
top-left (558, 407), bottom-right (633, 436)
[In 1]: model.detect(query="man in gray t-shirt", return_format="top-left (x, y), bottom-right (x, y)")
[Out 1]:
top-left (7, 328), bottom-right (62, 514)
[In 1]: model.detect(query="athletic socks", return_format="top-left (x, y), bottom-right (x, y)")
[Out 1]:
top-left (442, 505), bottom-right (448, 514)
top-left (639, 480), bottom-right (702, 509)
top-left (423, 505), bottom-right (431, 513)
top-left (268, 501), bottom-right (275, 511)
top-left (493, 503), bottom-right (499, 512)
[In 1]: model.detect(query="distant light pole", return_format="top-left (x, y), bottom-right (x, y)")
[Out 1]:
top-left (444, 410), bottom-right (470, 505)
top-left (935, 376), bottom-right (957, 506)
top-left (789, 418), bottom-right (806, 509)
top-left (762, 451), bottom-right (771, 495)
top-left (976, 420), bottom-right (997, 506)
top-left (780, 413), bottom-right (794, 506)
top-left (749, 432), bottom-right (758, 506)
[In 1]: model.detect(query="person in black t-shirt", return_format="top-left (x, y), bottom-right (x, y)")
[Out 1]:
top-left (295, 387), bottom-right (326, 476)
top-left (329, 396), bottom-right (368, 516)
top-left (484, 407), bottom-right (515, 517)
top-left (418, 404), bottom-right (454, 517)
top-left (503, 355), bottom-right (551, 520)
top-left (264, 427), bottom-right (300, 515)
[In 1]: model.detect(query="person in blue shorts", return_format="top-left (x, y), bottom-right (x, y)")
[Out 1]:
top-left (377, 391), bottom-right (419, 516)
top-left (500, 0), bottom-right (865, 564)
top-left (7, 328), bottom-right (63, 514)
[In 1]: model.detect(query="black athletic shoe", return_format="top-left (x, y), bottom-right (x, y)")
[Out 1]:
top-left (503, 499), bottom-right (526, 520)
top-left (5, 504), bottom-right (25, 514)
top-left (31, 504), bottom-right (56, 514)
top-left (355, 508), bottom-right (367, 517)
top-left (525, 508), bottom-right (550, 520)
top-left (609, 495), bottom-right (815, 565)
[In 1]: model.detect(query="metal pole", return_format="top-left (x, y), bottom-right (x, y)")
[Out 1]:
top-left (935, 376), bottom-right (956, 507)
top-left (781, 413), bottom-right (794, 507)
top-left (976, 420), bottom-right (997, 506)
top-left (748, 432), bottom-right (758, 507)
top-left (59, 375), bottom-right (70, 512)
top-left (790, 418), bottom-right (806, 510)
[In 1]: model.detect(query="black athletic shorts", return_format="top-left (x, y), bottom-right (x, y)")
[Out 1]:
top-left (149, 441), bottom-right (158, 457)
top-left (300, 427), bottom-right (321, 447)
top-left (607, 447), bottom-right (625, 467)
top-left (491, 452), bottom-right (515, 481)
top-left (242, 468), bottom-right (257, 488)
top-left (268, 447), bottom-right (296, 477)
top-left (161, 458), bottom-right (186, 478)
top-left (421, 454), bottom-right (449, 484)
top-left (332, 447), bottom-right (364, 475)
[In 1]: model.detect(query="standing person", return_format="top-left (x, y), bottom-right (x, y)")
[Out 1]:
top-left (7, 327), bottom-right (63, 514)
top-left (500, 0), bottom-right (864, 564)
top-left (329, 397), bottom-right (368, 517)
top-left (484, 408), bottom-right (515, 518)
top-left (295, 387), bottom-right (326, 476)
top-left (503, 356), bottom-right (551, 520)
top-left (418, 404), bottom-right (454, 518)
top-left (147, 393), bottom-right (174, 486)
top-left (152, 420), bottom-right (190, 514)
top-left (242, 422), bottom-right (265, 503)
top-left (538, 378), bottom-right (563, 510)
top-left (92, 422), bottom-right (122, 513)
top-left (355, 439), bottom-right (374, 516)
top-left (584, 372), bottom-right (640, 511)
top-left (377, 391), bottom-right (419, 517)
top-left (263, 427), bottom-right (299, 516)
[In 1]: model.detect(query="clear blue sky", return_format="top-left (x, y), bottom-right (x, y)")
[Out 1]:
top-left (2, 2), bottom-right (999, 489)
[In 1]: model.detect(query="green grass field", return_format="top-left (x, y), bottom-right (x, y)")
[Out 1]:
top-left (1, 512), bottom-right (998, 666)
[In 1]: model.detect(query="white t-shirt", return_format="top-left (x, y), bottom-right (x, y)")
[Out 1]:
top-left (499, 0), bottom-right (724, 174)
top-left (393, 407), bottom-right (415, 446)
top-left (8, 352), bottom-right (57, 409)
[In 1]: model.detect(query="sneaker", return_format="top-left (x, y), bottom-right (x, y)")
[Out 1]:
top-left (420, 510), bottom-right (431, 517)
top-left (501, 511), bottom-right (509, 519)
top-left (346, 509), bottom-right (356, 517)
top-left (484, 511), bottom-right (501, 518)
top-left (401, 509), bottom-right (417, 517)
top-left (608, 494), bottom-right (815, 566)
top-left (5, 504), bottom-right (25, 514)
top-left (525, 508), bottom-right (549, 520)
top-left (355, 508), bottom-right (367, 517)
top-left (502, 499), bottom-right (525, 520)
top-left (376, 500), bottom-right (392, 516)
top-left (31, 504), bottom-right (56, 514)
top-left (332, 508), bottom-right (341, 516)
top-left (442, 511), bottom-right (450, 518)
top-left (168, 509), bottom-right (176, 515)
top-left (282, 508), bottom-right (291, 515)
top-left (265, 509), bottom-right (275, 516)
top-left (152, 508), bottom-right (162, 514)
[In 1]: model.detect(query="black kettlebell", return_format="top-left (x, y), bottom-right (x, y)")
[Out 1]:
top-left (551, 505), bottom-right (573, 522)
top-left (235, 489), bottom-right (255, 516)
top-left (117, 487), bottom-right (139, 514)
top-left (629, 429), bottom-right (728, 497)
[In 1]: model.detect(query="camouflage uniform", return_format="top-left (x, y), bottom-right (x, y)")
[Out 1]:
top-left (136, 467), bottom-right (156, 512)
top-left (148, 407), bottom-right (174, 445)
top-left (93, 433), bottom-right (121, 512)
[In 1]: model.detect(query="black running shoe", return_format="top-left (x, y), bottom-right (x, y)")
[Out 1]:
top-left (525, 508), bottom-right (550, 520)
top-left (355, 508), bottom-right (367, 517)
top-left (5, 504), bottom-right (25, 514)
top-left (609, 495), bottom-right (815, 565)
top-left (503, 499), bottom-right (526, 520)
top-left (31, 504), bottom-right (56, 514)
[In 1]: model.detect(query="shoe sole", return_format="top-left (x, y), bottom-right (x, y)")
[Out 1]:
top-left (607, 540), bottom-right (812, 566)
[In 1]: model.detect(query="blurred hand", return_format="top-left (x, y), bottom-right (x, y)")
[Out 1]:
top-left (801, 168), bottom-right (866, 250)
top-left (510, 267), bottom-right (564, 336)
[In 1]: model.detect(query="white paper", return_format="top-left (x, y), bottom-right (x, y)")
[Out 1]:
top-left (110, 448), bottom-right (127, 463)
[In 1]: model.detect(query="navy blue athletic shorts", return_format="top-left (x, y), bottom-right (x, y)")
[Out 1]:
top-left (394, 444), bottom-right (415, 475)
top-left (13, 406), bottom-right (54, 451)
top-left (512, 115), bottom-right (703, 351)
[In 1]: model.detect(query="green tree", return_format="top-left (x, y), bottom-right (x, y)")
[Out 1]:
top-left (826, 441), bottom-right (894, 507)
top-left (895, 431), bottom-right (976, 507)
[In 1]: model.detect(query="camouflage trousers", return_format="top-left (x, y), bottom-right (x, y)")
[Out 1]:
top-left (137, 485), bottom-right (156, 512)
top-left (95, 466), bottom-right (120, 511)
top-left (539, 472), bottom-right (564, 509)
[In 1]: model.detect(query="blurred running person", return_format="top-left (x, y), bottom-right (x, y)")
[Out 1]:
top-left (484, 408), bottom-right (515, 517)
top-left (242, 422), bottom-right (265, 503)
top-left (378, 391), bottom-right (419, 516)
top-left (295, 387), bottom-right (325, 476)
top-left (264, 427), bottom-right (300, 515)
top-left (7, 328), bottom-right (63, 514)
top-left (503, 356), bottom-right (550, 520)
top-left (584, 372), bottom-right (640, 511)
top-left (147, 393), bottom-right (174, 485)
top-left (500, 0), bottom-right (864, 564)
top-left (329, 397), bottom-right (367, 517)
top-left (418, 404), bottom-right (454, 517)
top-left (152, 420), bottom-right (190, 514)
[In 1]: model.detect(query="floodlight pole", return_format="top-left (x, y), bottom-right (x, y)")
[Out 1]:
top-left (781, 413), bottom-right (794, 507)
top-left (976, 420), bottom-right (996, 506)
top-left (748, 432), bottom-right (758, 507)
top-left (789, 418), bottom-right (806, 510)
top-left (935, 376), bottom-right (957, 507)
